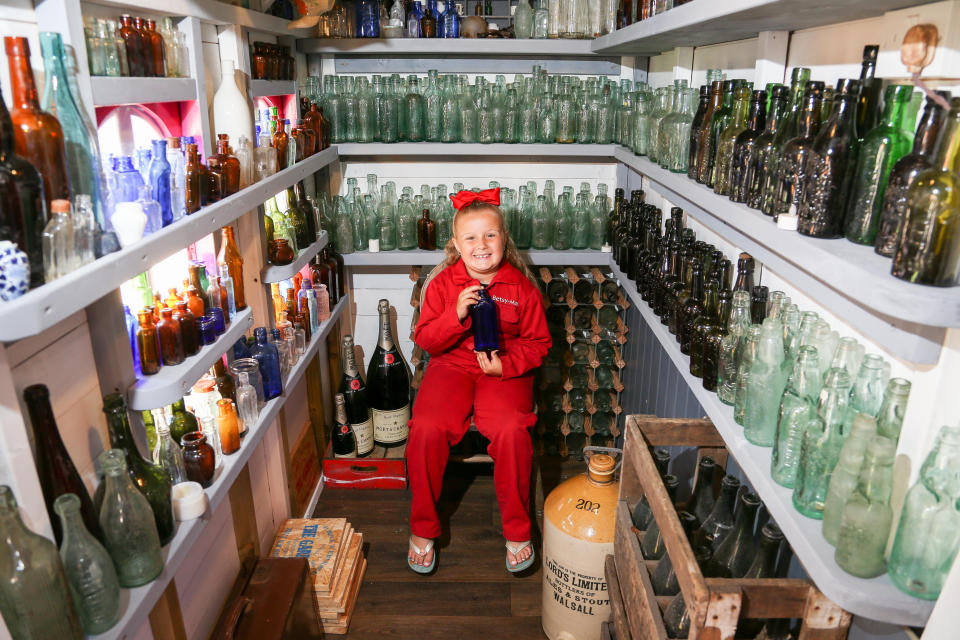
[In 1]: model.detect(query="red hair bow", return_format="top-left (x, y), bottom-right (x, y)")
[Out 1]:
top-left (449, 187), bottom-right (500, 211)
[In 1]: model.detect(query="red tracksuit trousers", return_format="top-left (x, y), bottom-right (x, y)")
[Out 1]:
top-left (407, 359), bottom-right (537, 542)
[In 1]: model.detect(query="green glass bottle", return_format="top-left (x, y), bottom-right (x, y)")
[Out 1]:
top-left (891, 97), bottom-right (960, 286)
top-left (97, 393), bottom-right (174, 545)
top-left (770, 346), bottom-right (821, 488)
top-left (396, 193), bottom-right (417, 250)
top-left (712, 86), bottom-right (753, 196)
top-left (588, 194), bottom-right (607, 250)
top-left (701, 289), bottom-right (732, 391)
top-left (691, 474), bottom-right (740, 553)
top-left (771, 84), bottom-right (824, 219)
top-left (835, 435), bottom-right (896, 578)
top-left (736, 522), bottom-right (786, 638)
top-left (847, 353), bottom-right (890, 424)
top-left (888, 425), bottom-right (960, 599)
top-left (54, 494), bottom-right (120, 634)
top-left (716, 290), bottom-right (751, 404)
top-left (705, 490), bottom-right (761, 578)
top-left (639, 474), bottom-right (679, 560)
top-left (97, 449), bottom-right (163, 587)
top-left (822, 413), bottom-right (878, 545)
top-left (689, 280), bottom-right (719, 378)
top-left (744, 317), bottom-right (788, 447)
top-left (844, 85), bottom-right (916, 244)
top-left (876, 378), bottom-right (911, 443)
top-left (0, 486), bottom-right (83, 639)
top-left (699, 80), bottom-right (736, 188)
top-left (792, 368), bottom-right (852, 519)
top-left (650, 510), bottom-right (697, 596)
top-left (169, 398), bottom-right (199, 445)
top-left (694, 81), bottom-right (724, 183)
top-left (729, 88), bottom-right (769, 203)
top-left (630, 449), bottom-right (671, 530)
top-left (746, 85), bottom-right (788, 209)
top-left (732, 325), bottom-right (762, 425)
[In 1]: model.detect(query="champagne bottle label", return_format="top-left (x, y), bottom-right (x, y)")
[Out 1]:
top-left (372, 406), bottom-right (410, 443)
top-left (353, 418), bottom-right (374, 455)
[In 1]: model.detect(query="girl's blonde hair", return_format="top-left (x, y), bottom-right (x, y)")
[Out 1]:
top-left (441, 201), bottom-right (544, 303)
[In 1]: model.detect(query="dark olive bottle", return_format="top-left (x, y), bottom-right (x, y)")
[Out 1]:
top-left (702, 80), bottom-right (738, 189)
top-left (760, 73), bottom-right (816, 215)
top-left (689, 281), bottom-right (719, 378)
top-left (639, 474), bottom-right (679, 560)
top-left (95, 394), bottom-right (174, 546)
top-left (653, 241), bottom-right (678, 319)
top-left (705, 490), bottom-right (761, 578)
top-left (857, 45), bottom-right (882, 134)
top-left (733, 252), bottom-right (755, 294)
top-left (630, 448), bottom-right (671, 530)
top-left (695, 80), bottom-right (725, 185)
top-left (701, 289), bottom-right (732, 392)
top-left (169, 398), bottom-right (198, 445)
top-left (22, 384), bottom-right (103, 545)
top-left (677, 261), bottom-right (705, 355)
top-left (874, 92), bottom-right (951, 257)
top-left (751, 285), bottom-right (769, 324)
top-left (729, 89), bottom-right (769, 203)
top-left (746, 85), bottom-right (789, 210)
top-left (682, 456), bottom-right (718, 526)
top-left (736, 522), bottom-right (786, 638)
top-left (687, 84), bottom-right (711, 180)
top-left (691, 474), bottom-right (740, 553)
top-left (797, 80), bottom-right (861, 238)
top-left (650, 510), bottom-right (698, 596)
top-left (417, 209), bottom-right (436, 250)
top-left (771, 85), bottom-right (824, 219)
top-left (662, 543), bottom-right (712, 638)
top-left (666, 249), bottom-right (692, 332)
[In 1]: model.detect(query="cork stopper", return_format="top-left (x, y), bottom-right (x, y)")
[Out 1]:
top-left (51, 199), bottom-right (71, 214)
top-left (589, 453), bottom-right (616, 478)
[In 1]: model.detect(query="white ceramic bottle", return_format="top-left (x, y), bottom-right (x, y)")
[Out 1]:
top-left (212, 60), bottom-right (254, 150)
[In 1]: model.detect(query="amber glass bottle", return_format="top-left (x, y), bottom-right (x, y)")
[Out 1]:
top-left (216, 399), bottom-right (241, 455)
top-left (157, 307), bottom-right (184, 366)
top-left (144, 19), bottom-right (165, 77)
top-left (215, 135), bottom-right (240, 195)
top-left (219, 225), bottom-right (246, 310)
top-left (273, 120), bottom-right (289, 170)
top-left (417, 209), bottom-right (436, 250)
top-left (174, 301), bottom-right (199, 356)
top-left (136, 309), bottom-right (161, 375)
top-left (206, 157), bottom-right (223, 203)
top-left (4, 37), bottom-right (70, 211)
top-left (184, 143), bottom-right (201, 214)
top-left (117, 15), bottom-right (144, 76)
top-left (133, 18), bottom-right (152, 77)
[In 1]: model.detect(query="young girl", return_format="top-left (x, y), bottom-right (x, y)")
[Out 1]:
top-left (406, 188), bottom-right (551, 575)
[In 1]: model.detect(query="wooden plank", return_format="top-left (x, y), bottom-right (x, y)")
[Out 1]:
top-left (614, 502), bottom-right (668, 640)
top-left (339, 615), bottom-right (544, 640)
top-left (633, 415), bottom-right (726, 448)
top-left (509, 580), bottom-right (541, 617)
top-left (353, 582), bottom-right (512, 618)
top-left (148, 581), bottom-right (188, 640)
top-left (618, 415), bottom-right (653, 506)
top-left (798, 589), bottom-right (853, 640)
top-left (695, 589), bottom-right (741, 640)
top-left (605, 554), bottom-right (633, 640)
top-left (705, 578), bottom-right (811, 620)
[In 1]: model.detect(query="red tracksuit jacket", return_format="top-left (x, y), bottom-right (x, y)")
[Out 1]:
top-left (414, 259), bottom-right (552, 378)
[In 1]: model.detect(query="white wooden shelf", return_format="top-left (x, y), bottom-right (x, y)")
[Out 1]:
top-left (81, 0), bottom-right (313, 36)
top-left (614, 147), bottom-right (954, 364)
top-left (90, 76), bottom-right (197, 106)
top-left (88, 296), bottom-right (347, 640)
top-left (590, 0), bottom-right (940, 56)
top-left (608, 260), bottom-right (935, 628)
top-left (342, 248), bottom-right (610, 266)
top-left (261, 231), bottom-right (329, 284)
top-left (297, 37), bottom-right (598, 56)
top-left (250, 79), bottom-right (296, 98)
top-left (336, 142), bottom-right (618, 158)
top-left (127, 307), bottom-right (254, 411)
top-left (0, 146), bottom-right (338, 342)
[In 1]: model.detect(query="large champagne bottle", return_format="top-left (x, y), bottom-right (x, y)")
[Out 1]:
top-left (332, 394), bottom-right (357, 458)
top-left (366, 299), bottom-right (411, 447)
top-left (338, 335), bottom-right (374, 456)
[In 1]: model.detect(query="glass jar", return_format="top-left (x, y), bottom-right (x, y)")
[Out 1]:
top-left (181, 432), bottom-right (215, 487)
top-left (230, 358), bottom-right (265, 406)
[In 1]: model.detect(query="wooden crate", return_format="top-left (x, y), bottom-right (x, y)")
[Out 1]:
top-left (610, 415), bottom-right (852, 640)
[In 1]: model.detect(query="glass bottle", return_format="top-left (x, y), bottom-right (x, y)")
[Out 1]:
top-left (42, 198), bottom-right (75, 282)
top-left (157, 307), bottom-right (184, 366)
top-left (876, 378), bottom-right (911, 442)
top-left (144, 19), bottom-right (165, 77)
top-left (690, 474), bottom-right (740, 553)
top-left (798, 80), bottom-right (861, 238)
top-left (732, 325), bottom-right (762, 425)
top-left (0, 486), bottom-right (83, 639)
top-left (845, 84), bottom-right (915, 244)
top-left (848, 353), bottom-right (890, 420)
top-left (96, 449), bottom-right (163, 587)
top-left (251, 327), bottom-right (283, 400)
top-left (154, 419), bottom-right (186, 485)
top-left (744, 317), bottom-right (787, 447)
top-left (746, 84), bottom-right (788, 209)
top-left (693, 81), bottom-right (723, 183)
top-left (729, 88), bottom-right (769, 203)
top-left (99, 394), bottom-right (174, 545)
top-left (639, 474), bottom-right (679, 560)
top-left (630, 448), bottom-right (671, 530)
top-left (705, 490), bottom-right (761, 578)
top-left (701, 289), bottom-right (732, 391)
top-left (822, 413), bottom-right (878, 545)
top-left (54, 493), bottom-right (119, 634)
top-left (396, 193), bottom-right (418, 250)
top-left (712, 86), bottom-right (753, 196)
top-left (717, 291), bottom-right (751, 404)
top-left (677, 260), bottom-right (704, 355)
top-left (417, 209), bottom-right (436, 250)
top-left (5, 36), bottom-right (70, 212)
top-left (891, 96), bottom-right (960, 286)
top-left (117, 15), bottom-right (143, 76)
top-left (792, 368), bottom-right (852, 519)
top-left (770, 346), bottom-right (821, 488)
top-left (298, 280), bottom-right (320, 335)
top-left (835, 435), bottom-right (896, 577)
top-left (181, 432), bottom-right (215, 487)
top-left (683, 456), bottom-right (717, 526)
top-left (235, 372), bottom-right (259, 433)
top-left (650, 510), bottom-right (697, 596)
top-left (136, 308), bottom-right (161, 375)
top-left (771, 83), bottom-right (823, 219)
top-left (857, 45), bottom-right (882, 133)
top-left (216, 399), bottom-right (241, 456)
top-left (22, 384), bottom-right (102, 545)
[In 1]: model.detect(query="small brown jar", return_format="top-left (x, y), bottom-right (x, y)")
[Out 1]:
top-left (174, 301), bottom-right (199, 356)
top-left (206, 157), bottom-right (223, 204)
top-left (268, 238), bottom-right (295, 265)
top-left (181, 432), bottom-right (215, 487)
top-left (157, 307), bottom-right (185, 366)
top-left (136, 308), bottom-right (161, 375)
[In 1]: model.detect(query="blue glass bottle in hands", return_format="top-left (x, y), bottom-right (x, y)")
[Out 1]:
top-left (471, 284), bottom-right (500, 352)
top-left (251, 327), bottom-right (283, 399)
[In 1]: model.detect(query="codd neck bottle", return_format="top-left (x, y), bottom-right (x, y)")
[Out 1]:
top-left (876, 378), bottom-right (911, 442)
top-left (889, 425), bottom-right (960, 599)
top-left (744, 317), bottom-right (787, 446)
top-left (798, 80), bottom-right (861, 238)
top-left (835, 435), bottom-right (896, 577)
top-left (829, 336), bottom-right (864, 379)
top-left (98, 394), bottom-right (174, 545)
top-left (712, 86), bottom-right (753, 196)
top-left (844, 84), bottom-right (916, 244)
top-left (54, 494), bottom-right (119, 634)
top-left (396, 194), bottom-right (417, 250)
top-left (687, 84), bottom-right (711, 179)
top-left (747, 85), bottom-right (788, 209)
top-left (0, 486), bottom-right (83, 639)
top-left (771, 346), bottom-right (821, 488)
top-left (822, 413), bottom-right (878, 545)
top-left (875, 92), bottom-right (951, 257)
top-left (729, 89), bottom-right (769, 203)
top-left (716, 290), bottom-right (751, 404)
top-left (97, 449), bottom-right (162, 588)
top-left (793, 368), bottom-right (852, 519)
top-left (848, 353), bottom-right (890, 421)
top-left (639, 474), bottom-right (679, 560)
top-left (891, 96), bottom-right (960, 285)
top-left (705, 490), bottom-right (761, 578)
top-left (772, 85), bottom-right (823, 219)
top-left (691, 474), bottom-right (739, 553)
top-left (732, 325), bottom-right (762, 425)
top-left (651, 510), bottom-right (697, 596)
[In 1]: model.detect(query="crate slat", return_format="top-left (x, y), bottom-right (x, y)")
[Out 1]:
top-left (614, 502), bottom-right (668, 640)
top-left (605, 554), bottom-right (633, 640)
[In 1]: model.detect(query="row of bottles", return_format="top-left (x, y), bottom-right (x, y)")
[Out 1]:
top-left (317, 0), bottom-right (613, 40)
top-left (328, 176), bottom-right (613, 254)
top-left (264, 182), bottom-right (325, 263)
top-left (615, 0), bottom-right (691, 29)
top-left (612, 199), bottom-right (959, 598)
top-left (250, 42), bottom-right (295, 81)
top-left (83, 14), bottom-right (187, 78)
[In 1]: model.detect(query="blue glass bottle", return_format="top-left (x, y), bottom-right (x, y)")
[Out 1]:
top-left (135, 147), bottom-right (152, 182)
top-left (440, 3), bottom-right (460, 38)
top-left (356, 0), bottom-right (381, 38)
top-left (114, 156), bottom-right (144, 203)
top-left (251, 327), bottom-right (283, 399)
top-left (124, 305), bottom-right (141, 377)
top-left (148, 139), bottom-right (172, 227)
top-left (471, 285), bottom-right (500, 352)
top-left (408, 1), bottom-right (425, 37)
top-left (233, 336), bottom-right (251, 359)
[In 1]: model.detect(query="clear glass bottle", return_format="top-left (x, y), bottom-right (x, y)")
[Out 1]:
top-left (732, 325), bottom-right (762, 425)
top-left (876, 378), bottom-right (911, 442)
top-left (716, 290), bottom-right (751, 404)
top-left (770, 345), bottom-right (821, 488)
top-left (744, 317), bottom-right (787, 447)
top-left (235, 371), bottom-right (259, 434)
top-left (42, 198), bottom-right (76, 282)
top-left (822, 413), bottom-right (878, 545)
top-left (154, 418), bottom-right (186, 486)
top-left (847, 353), bottom-right (890, 421)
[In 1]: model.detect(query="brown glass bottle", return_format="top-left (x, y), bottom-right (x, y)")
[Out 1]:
top-left (272, 120), bottom-right (288, 170)
top-left (117, 15), bottom-right (144, 76)
top-left (133, 18), bottom-right (154, 77)
top-left (326, 242), bottom-right (345, 301)
top-left (157, 307), bottom-right (185, 366)
top-left (186, 285), bottom-right (205, 319)
top-left (181, 432), bottom-right (215, 487)
top-left (0, 85), bottom-right (46, 288)
top-left (212, 357), bottom-right (236, 404)
top-left (22, 384), bottom-right (103, 545)
top-left (421, 7), bottom-right (438, 37)
top-left (145, 19), bottom-right (165, 77)
top-left (206, 157), bottom-right (223, 204)
top-left (136, 308), bottom-right (161, 375)
top-left (184, 143), bottom-right (201, 214)
top-left (417, 209), bottom-right (436, 250)
top-left (216, 399), bottom-right (241, 455)
top-left (678, 262), bottom-right (705, 356)
top-left (215, 135), bottom-right (240, 196)
top-left (5, 37), bottom-right (70, 213)
top-left (174, 301), bottom-right (199, 356)
top-left (219, 225), bottom-right (246, 310)
top-left (251, 43), bottom-right (267, 80)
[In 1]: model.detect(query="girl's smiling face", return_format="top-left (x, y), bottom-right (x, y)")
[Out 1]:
top-left (453, 209), bottom-right (505, 283)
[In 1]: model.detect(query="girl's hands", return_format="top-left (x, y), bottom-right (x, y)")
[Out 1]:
top-left (456, 285), bottom-right (483, 322)
top-left (477, 350), bottom-right (503, 377)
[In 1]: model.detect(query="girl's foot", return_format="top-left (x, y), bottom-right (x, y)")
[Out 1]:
top-left (506, 539), bottom-right (535, 572)
top-left (408, 534), bottom-right (436, 574)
